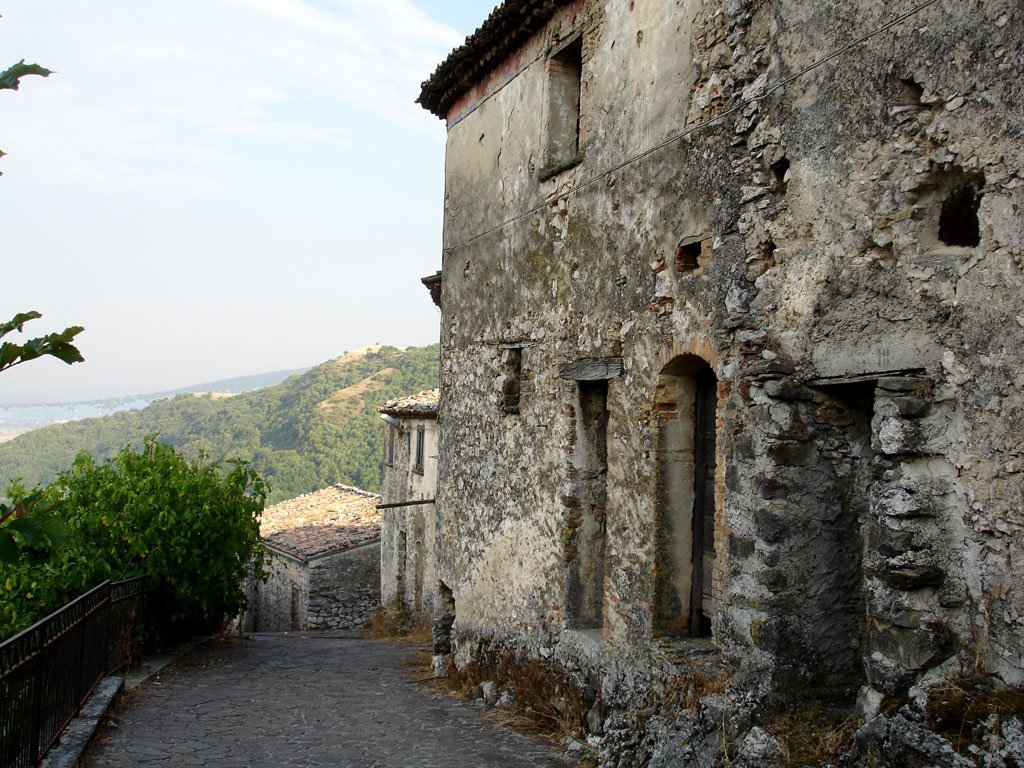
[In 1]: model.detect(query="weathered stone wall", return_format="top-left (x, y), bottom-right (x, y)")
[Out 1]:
top-left (248, 543), bottom-right (381, 631)
top-left (432, 0), bottom-right (1024, 753)
top-left (252, 551), bottom-right (309, 632)
top-left (307, 542), bottom-right (381, 629)
top-left (380, 417), bottom-right (438, 617)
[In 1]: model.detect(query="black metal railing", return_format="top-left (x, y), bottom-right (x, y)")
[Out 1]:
top-left (0, 576), bottom-right (147, 768)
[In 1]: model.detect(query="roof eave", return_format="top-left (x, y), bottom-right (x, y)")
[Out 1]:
top-left (417, 0), bottom-right (571, 119)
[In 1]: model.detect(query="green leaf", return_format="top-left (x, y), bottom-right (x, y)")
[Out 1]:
top-left (0, 311), bottom-right (42, 339)
top-left (8, 516), bottom-right (45, 546)
top-left (0, 531), bottom-right (18, 564)
top-left (0, 60), bottom-right (53, 91)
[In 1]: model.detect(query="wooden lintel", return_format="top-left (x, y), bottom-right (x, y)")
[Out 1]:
top-left (804, 367), bottom-right (927, 387)
top-left (559, 357), bottom-right (624, 381)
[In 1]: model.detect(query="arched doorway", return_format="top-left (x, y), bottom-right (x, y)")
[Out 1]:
top-left (653, 356), bottom-right (717, 638)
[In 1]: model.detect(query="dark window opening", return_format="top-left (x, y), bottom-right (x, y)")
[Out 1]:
top-left (565, 379), bottom-right (609, 630)
top-left (771, 157), bottom-right (790, 193)
top-left (500, 347), bottom-right (523, 414)
top-left (675, 241), bottom-right (701, 272)
top-left (542, 36), bottom-right (583, 178)
top-left (413, 425), bottom-right (425, 475)
top-left (939, 183), bottom-right (982, 247)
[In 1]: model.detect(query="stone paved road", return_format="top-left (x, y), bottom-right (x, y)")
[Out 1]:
top-left (81, 633), bottom-right (574, 768)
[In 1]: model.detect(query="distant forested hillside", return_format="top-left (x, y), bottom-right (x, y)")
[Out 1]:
top-left (0, 345), bottom-right (438, 503)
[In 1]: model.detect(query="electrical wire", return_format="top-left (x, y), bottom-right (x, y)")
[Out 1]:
top-left (440, 0), bottom-right (943, 256)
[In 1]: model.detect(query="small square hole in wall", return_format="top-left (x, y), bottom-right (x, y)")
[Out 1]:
top-left (939, 182), bottom-right (982, 247)
top-left (899, 78), bottom-right (925, 107)
top-left (917, 169), bottom-right (984, 253)
top-left (771, 157), bottom-right (790, 194)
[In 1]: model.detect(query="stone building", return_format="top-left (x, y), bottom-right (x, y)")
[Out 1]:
top-left (378, 390), bottom-right (439, 618)
top-left (247, 485), bottom-right (381, 631)
top-left (417, 0), bottom-right (1023, 762)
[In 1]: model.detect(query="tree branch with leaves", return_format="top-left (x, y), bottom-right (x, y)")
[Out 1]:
top-left (0, 57), bottom-right (53, 169)
top-left (2, 11), bottom-right (55, 171)
top-left (1, 311), bottom-right (84, 373)
top-left (0, 311), bottom-right (83, 563)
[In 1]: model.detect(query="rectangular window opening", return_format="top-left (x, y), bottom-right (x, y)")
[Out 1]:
top-left (565, 379), bottom-right (609, 631)
top-left (384, 425), bottom-right (396, 466)
top-left (500, 346), bottom-right (524, 415)
top-left (541, 35), bottom-right (583, 179)
top-left (413, 424), bottom-right (425, 475)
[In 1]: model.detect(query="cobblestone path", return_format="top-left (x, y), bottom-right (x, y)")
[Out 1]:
top-left (81, 633), bottom-right (573, 768)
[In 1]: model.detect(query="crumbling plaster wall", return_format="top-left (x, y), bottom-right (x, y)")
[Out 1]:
top-left (434, 0), bottom-right (1024, 720)
top-left (380, 418), bottom-right (438, 616)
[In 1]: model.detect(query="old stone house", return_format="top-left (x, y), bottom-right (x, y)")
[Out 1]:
top-left (246, 484), bottom-right (381, 631)
top-left (416, 0), bottom-right (1023, 763)
top-left (378, 390), bottom-right (439, 618)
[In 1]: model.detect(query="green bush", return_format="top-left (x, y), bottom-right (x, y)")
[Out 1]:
top-left (0, 438), bottom-right (266, 642)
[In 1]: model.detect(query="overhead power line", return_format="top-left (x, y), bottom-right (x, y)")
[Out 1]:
top-left (440, 0), bottom-right (943, 256)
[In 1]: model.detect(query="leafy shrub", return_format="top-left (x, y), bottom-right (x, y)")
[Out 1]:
top-left (0, 438), bottom-right (266, 642)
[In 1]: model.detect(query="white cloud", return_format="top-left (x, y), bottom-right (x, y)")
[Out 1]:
top-left (2, 0), bottom-right (458, 193)
top-left (0, 0), bottom-right (478, 403)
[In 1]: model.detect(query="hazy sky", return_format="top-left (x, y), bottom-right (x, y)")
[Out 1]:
top-left (1, 0), bottom-right (497, 404)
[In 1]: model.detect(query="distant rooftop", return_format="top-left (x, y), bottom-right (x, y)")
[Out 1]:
top-left (260, 484), bottom-right (381, 562)
top-left (379, 389), bottom-right (439, 419)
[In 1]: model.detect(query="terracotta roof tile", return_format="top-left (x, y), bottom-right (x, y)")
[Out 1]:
top-left (260, 484), bottom-right (381, 562)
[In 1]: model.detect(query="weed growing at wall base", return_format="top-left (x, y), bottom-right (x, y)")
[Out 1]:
top-left (429, 640), bottom-right (589, 742)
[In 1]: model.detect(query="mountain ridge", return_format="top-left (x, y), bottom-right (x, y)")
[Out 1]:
top-left (0, 345), bottom-right (439, 503)
top-left (1, 365), bottom-right (314, 409)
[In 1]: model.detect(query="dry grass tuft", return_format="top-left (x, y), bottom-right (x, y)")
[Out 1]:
top-left (428, 642), bottom-right (588, 741)
top-left (402, 616), bottom-right (433, 646)
top-left (766, 706), bottom-right (862, 766)
top-left (663, 669), bottom-right (730, 711)
top-left (368, 601), bottom-right (434, 647)
top-left (367, 600), bottom-right (411, 638)
top-left (925, 674), bottom-right (1024, 754)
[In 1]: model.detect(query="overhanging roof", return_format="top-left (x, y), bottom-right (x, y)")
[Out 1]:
top-left (417, 0), bottom-right (572, 119)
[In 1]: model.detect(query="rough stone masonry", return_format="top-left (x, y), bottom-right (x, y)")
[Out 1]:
top-left (416, 0), bottom-right (1024, 764)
